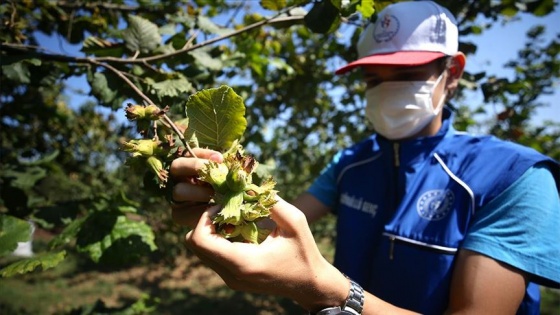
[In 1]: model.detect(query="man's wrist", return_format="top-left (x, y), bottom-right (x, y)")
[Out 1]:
top-left (306, 269), bottom-right (364, 315)
top-left (299, 263), bottom-right (349, 313)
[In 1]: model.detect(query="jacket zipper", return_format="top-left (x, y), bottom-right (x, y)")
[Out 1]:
top-left (390, 142), bottom-right (399, 260)
top-left (393, 142), bottom-right (400, 167)
top-left (384, 232), bottom-right (458, 260)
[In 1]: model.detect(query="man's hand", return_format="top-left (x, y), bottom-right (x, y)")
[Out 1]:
top-left (184, 197), bottom-right (349, 313)
top-left (169, 148), bottom-right (223, 228)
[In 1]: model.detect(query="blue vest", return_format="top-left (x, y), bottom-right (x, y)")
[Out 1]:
top-left (332, 110), bottom-right (558, 314)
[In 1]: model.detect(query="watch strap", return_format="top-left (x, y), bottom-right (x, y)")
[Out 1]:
top-left (342, 278), bottom-right (364, 314)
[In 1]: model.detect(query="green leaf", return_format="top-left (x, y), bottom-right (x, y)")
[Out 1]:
top-left (48, 216), bottom-right (87, 249)
top-left (0, 215), bottom-right (32, 257)
top-left (260, 0), bottom-right (287, 11)
top-left (188, 49), bottom-right (224, 71)
top-left (2, 166), bottom-right (47, 190)
top-left (0, 250), bottom-right (66, 277)
top-left (304, 0), bottom-right (341, 34)
top-left (82, 37), bottom-right (125, 57)
top-left (357, 0), bottom-right (375, 19)
top-left (1, 62), bottom-right (30, 83)
top-left (149, 75), bottom-right (193, 98)
top-left (76, 213), bottom-right (156, 263)
top-left (88, 71), bottom-right (119, 105)
top-left (123, 15), bottom-right (162, 54)
top-left (196, 15), bottom-right (233, 36)
top-left (184, 85), bottom-right (247, 151)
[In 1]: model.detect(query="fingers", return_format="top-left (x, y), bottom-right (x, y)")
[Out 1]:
top-left (172, 182), bottom-right (214, 203)
top-left (170, 148), bottom-right (223, 179)
top-left (185, 206), bottom-right (250, 268)
top-left (171, 203), bottom-right (208, 227)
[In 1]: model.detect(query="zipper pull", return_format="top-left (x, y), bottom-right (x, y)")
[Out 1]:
top-left (393, 142), bottom-right (400, 167)
top-left (389, 235), bottom-right (395, 260)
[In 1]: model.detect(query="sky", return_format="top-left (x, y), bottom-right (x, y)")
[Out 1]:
top-left (36, 2), bottom-right (559, 127)
top-left (461, 8), bottom-right (560, 126)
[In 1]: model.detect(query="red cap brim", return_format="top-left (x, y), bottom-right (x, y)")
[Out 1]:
top-left (335, 51), bottom-right (446, 75)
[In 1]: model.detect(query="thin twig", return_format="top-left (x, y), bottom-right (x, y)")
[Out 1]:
top-left (89, 60), bottom-right (197, 157)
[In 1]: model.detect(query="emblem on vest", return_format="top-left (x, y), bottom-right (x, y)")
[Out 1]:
top-left (416, 189), bottom-right (454, 221)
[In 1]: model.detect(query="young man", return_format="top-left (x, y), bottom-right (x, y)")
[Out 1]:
top-left (170, 1), bottom-right (560, 314)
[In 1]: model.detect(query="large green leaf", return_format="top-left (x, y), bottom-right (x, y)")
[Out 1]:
top-left (184, 85), bottom-right (247, 151)
top-left (76, 213), bottom-right (156, 264)
top-left (0, 215), bottom-right (32, 257)
top-left (0, 251), bottom-right (66, 277)
top-left (123, 15), bottom-right (162, 54)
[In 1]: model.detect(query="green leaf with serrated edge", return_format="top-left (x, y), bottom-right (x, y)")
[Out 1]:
top-left (76, 214), bottom-right (156, 263)
top-left (188, 50), bottom-right (224, 71)
top-left (260, 0), bottom-right (286, 11)
top-left (150, 76), bottom-right (193, 98)
top-left (0, 250), bottom-right (66, 277)
top-left (196, 15), bottom-right (233, 36)
top-left (0, 215), bottom-right (32, 257)
top-left (184, 86), bottom-right (247, 151)
top-left (123, 15), bottom-right (162, 54)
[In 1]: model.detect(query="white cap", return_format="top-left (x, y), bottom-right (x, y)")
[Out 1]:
top-left (336, 1), bottom-right (458, 74)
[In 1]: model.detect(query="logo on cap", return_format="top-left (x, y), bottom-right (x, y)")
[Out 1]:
top-left (417, 189), bottom-right (454, 221)
top-left (373, 14), bottom-right (400, 43)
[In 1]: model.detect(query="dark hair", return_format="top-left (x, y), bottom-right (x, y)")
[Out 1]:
top-left (436, 56), bottom-right (453, 72)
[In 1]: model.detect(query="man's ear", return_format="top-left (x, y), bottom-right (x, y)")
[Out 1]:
top-left (445, 52), bottom-right (466, 93)
top-left (449, 52), bottom-right (466, 79)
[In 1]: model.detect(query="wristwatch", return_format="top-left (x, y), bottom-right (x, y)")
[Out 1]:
top-left (311, 278), bottom-right (364, 315)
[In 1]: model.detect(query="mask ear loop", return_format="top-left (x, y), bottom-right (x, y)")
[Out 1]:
top-left (431, 71), bottom-right (447, 115)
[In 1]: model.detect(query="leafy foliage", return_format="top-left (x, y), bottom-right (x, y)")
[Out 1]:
top-left (0, 0), bottom-right (558, 312)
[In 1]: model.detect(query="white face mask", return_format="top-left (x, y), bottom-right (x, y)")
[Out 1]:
top-left (365, 73), bottom-right (446, 140)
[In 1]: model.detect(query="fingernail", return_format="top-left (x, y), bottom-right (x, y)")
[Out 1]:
top-left (210, 153), bottom-right (223, 163)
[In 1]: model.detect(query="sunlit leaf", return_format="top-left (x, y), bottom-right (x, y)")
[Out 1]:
top-left (184, 85), bottom-right (247, 151)
top-left (357, 0), bottom-right (375, 18)
top-left (260, 0), bottom-right (286, 11)
top-left (0, 251), bottom-right (66, 277)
